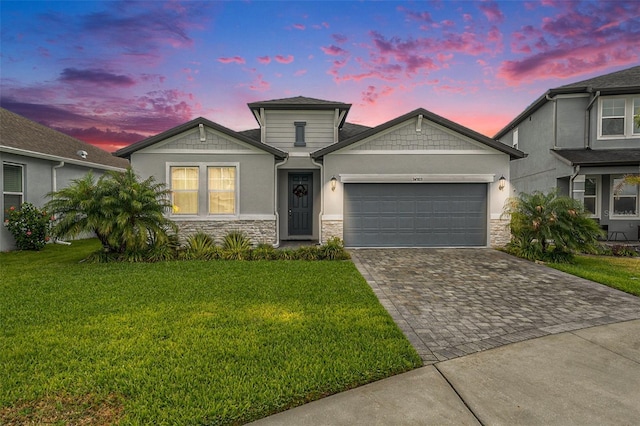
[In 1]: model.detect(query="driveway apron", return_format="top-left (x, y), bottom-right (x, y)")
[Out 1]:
top-left (350, 248), bottom-right (640, 364)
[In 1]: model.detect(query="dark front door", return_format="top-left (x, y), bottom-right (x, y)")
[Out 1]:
top-left (288, 173), bottom-right (313, 236)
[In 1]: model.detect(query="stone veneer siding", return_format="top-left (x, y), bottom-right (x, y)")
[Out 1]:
top-left (321, 220), bottom-right (343, 244)
top-left (174, 220), bottom-right (276, 246)
top-left (490, 218), bottom-right (511, 248)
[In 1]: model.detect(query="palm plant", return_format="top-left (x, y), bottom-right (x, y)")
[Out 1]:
top-left (46, 168), bottom-right (177, 254)
top-left (504, 191), bottom-right (603, 262)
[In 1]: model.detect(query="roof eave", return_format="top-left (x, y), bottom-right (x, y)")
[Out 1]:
top-left (114, 117), bottom-right (287, 160)
top-left (1, 145), bottom-right (128, 171)
top-left (312, 108), bottom-right (526, 160)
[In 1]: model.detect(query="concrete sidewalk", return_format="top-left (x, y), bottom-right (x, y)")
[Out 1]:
top-left (250, 319), bottom-right (640, 425)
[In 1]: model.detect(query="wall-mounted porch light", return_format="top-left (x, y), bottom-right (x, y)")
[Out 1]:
top-left (330, 176), bottom-right (337, 191)
top-left (498, 175), bottom-right (506, 191)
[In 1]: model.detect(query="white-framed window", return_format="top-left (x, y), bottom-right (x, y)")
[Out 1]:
top-left (169, 163), bottom-right (238, 216)
top-left (208, 166), bottom-right (236, 214)
top-left (512, 128), bottom-right (519, 149)
top-left (583, 175), bottom-right (599, 217)
top-left (610, 175), bottom-right (638, 218)
top-left (3, 163), bottom-right (24, 220)
top-left (598, 96), bottom-right (640, 139)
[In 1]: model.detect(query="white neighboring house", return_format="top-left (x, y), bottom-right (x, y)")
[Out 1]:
top-left (1, 108), bottom-right (129, 251)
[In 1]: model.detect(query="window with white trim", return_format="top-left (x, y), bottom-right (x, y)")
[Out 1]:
top-left (3, 163), bottom-right (24, 220)
top-left (583, 175), bottom-right (599, 217)
top-left (599, 96), bottom-right (640, 139)
top-left (169, 164), bottom-right (237, 216)
top-left (611, 176), bottom-right (638, 218)
top-left (171, 166), bottom-right (199, 215)
top-left (208, 166), bottom-right (235, 214)
top-left (634, 97), bottom-right (640, 135)
top-left (512, 128), bottom-right (519, 149)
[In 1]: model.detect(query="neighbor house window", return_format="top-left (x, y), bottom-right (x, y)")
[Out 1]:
top-left (171, 166), bottom-right (199, 215)
top-left (634, 98), bottom-right (640, 135)
top-left (611, 176), bottom-right (638, 217)
top-left (512, 128), bottom-right (519, 149)
top-left (599, 96), bottom-right (640, 139)
top-left (583, 175), bottom-right (599, 217)
top-left (294, 122), bottom-right (306, 147)
top-left (3, 163), bottom-right (23, 220)
top-left (208, 166), bottom-right (235, 214)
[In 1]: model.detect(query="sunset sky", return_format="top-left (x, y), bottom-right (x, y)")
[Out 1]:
top-left (1, 1), bottom-right (639, 152)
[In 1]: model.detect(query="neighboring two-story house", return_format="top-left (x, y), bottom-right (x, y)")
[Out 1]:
top-left (1, 108), bottom-right (129, 251)
top-left (116, 96), bottom-right (524, 248)
top-left (495, 66), bottom-right (640, 241)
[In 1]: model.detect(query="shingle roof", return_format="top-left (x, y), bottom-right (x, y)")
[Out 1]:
top-left (494, 65), bottom-right (640, 139)
top-left (557, 65), bottom-right (640, 90)
top-left (339, 122), bottom-right (372, 140)
top-left (247, 96), bottom-right (351, 109)
top-left (0, 107), bottom-right (129, 170)
top-left (114, 116), bottom-right (287, 159)
top-left (551, 148), bottom-right (640, 166)
top-left (311, 108), bottom-right (525, 160)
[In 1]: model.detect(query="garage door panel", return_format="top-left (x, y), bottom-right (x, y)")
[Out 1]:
top-left (344, 183), bottom-right (487, 247)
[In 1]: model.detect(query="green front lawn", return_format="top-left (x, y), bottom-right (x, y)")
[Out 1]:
top-left (0, 240), bottom-right (421, 425)
top-left (549, 255), bottom-right (640, 297)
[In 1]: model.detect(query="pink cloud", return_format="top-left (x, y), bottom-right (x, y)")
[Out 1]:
top-left (257, 56), bottom-right (271, 64)
top-left (397, 6), bottom-right (433, 23)
top-left (499, 1), bottom-right (640, 84)
top-left (321, 45), bottom-right (348, 56)
top-left (218, 56), bottom-right (245, 64)
top-left (332, 34), bottom-right (348, 44)
top-left (293, 23), bottom-right (305, 30)
top-left (274, 54), bottom-right (294, 64)
top-left (249, 74), bottom-right (270, 91)
top-left (294, 69), bottom-right (307, 77)
top-left (361, 85), bottom-right (394, 105)
top-left (478, 0), bottom-right (505, 23)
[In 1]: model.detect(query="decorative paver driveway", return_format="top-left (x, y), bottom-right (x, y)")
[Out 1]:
top-left (351, 249), bottom-right (640, 364)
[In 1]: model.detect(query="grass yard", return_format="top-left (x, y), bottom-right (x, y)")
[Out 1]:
top-left (549, 255), bottom-right (640, 297)
top-left (0, 240), bottom-right (421, 425)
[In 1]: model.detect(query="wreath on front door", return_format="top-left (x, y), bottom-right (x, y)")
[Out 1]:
top-left (293, 184), bottom-right (308, 198)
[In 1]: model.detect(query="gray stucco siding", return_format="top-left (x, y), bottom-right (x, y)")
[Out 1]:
top-left (1, 153), bottom-right (113, 251)
top-left (556, 96), bottom-right (589, 149)
top-left (130, 152), bottom-right (276, 215)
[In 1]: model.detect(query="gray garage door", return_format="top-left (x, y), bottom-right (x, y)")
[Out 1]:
top-left (344, 183), bottom-right (487, 247)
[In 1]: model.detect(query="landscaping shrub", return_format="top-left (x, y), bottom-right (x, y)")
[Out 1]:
top-left (609, 245), bottom-right (638, 257)
top-left (3, 202), bottom-right (52, 250)
top-left (222, 231), bottom-right (252, 260)
top-left (180, 232), bottom-right (220, 260)
top-left (503, 190), bottom-right (603, 263)
top-left (251, 243), bottom-right (277, 260)
top-left (46, 169), bottom-right (177, 255)
top-left (320, 237), bottom-right (351, 260)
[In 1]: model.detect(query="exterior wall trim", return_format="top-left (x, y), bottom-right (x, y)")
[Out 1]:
top-left (339, 174), bottom-right (495, 183)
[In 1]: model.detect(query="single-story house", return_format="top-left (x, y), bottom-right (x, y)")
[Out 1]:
top-left (1, 107), bottom-right (129, 251)
top-left (115, 96), bottom-right (524, 248)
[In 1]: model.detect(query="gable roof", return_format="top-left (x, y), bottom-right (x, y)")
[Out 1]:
top-left (0, 107), bottom-right (129, 170)
top-left (494, 65), bottom-right (640, 139)
top-left (311, 108), bottom-right (525, 160)
top-left (551, 148), bottom-right (640, 167)
top-left (114, 116), bottom-right (288, 160)
top-left (248, 96), bottom-right (352, 129)
top-left (247, 96), bottom-right (351, 110)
